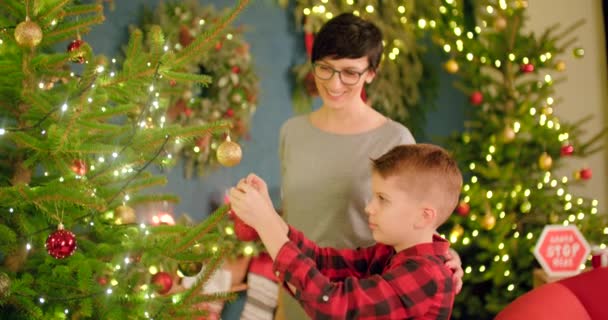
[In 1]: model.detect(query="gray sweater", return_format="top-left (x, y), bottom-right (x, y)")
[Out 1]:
top-left (279, 115), bottom-right (416, 249)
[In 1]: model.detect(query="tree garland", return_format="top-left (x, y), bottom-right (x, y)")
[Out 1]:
top-left (143, 0), bottom-right (259, 178)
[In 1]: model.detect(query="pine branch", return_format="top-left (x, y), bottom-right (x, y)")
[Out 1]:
top-left (173, 0), bottom-right (250, 68)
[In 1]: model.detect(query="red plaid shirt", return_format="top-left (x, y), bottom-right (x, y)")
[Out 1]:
top-left (273, 226), bottom-right (455, 319)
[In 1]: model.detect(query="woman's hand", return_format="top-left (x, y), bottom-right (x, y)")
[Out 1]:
top-left (445, 248), bottom-right (463, 294)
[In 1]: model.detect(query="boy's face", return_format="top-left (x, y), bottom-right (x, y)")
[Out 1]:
top-left (314, 56), bottom-right (375, 109)
top-left (365, 172), bottom-right (426, 251)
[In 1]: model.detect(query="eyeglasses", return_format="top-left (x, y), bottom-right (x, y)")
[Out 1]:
top-left (312, 63), bottom-right (369, 86)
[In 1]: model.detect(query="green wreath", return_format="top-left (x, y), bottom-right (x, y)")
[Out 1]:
top-left (144, 0), bottom-right (259, 178)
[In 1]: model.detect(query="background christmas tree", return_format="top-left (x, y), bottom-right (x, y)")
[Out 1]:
top-left (432, 0), bottom-right (607, 318)
top-left (0, 0), bottom-right (249, 318)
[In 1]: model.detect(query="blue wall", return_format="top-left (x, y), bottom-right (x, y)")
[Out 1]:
top-left (87, 0), bottom-right (466, 220)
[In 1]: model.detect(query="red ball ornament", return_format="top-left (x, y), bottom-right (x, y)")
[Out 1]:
top-left (97, 276), bottom-right (108, 286)
top-left (71, 159), bottom-right (87, 176)
top-left (151, 271), bottom-right (173, 294)
top-left (233, 215), bottom-right (259, 242)
top-left (225, 108), bottom-right (235, 118)
top-left (579, 168), bottom-right (592, 180)
top-left (456, 202), bottom-right (470, 216)
top-left (469, 91), bottom-right (483, 106)
top-left (46, 224), bottom-right (77, 259)
top-left (67, 39), bottom-right (86, 64)
top-left (520, 63), bottom-right (535, 73)
top-left (560, 144), bottom-right (574, 156)
top-left (231, 66), bottom-right (241, 74)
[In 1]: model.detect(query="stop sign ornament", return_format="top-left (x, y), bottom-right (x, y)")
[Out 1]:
top-left (534, 225), bottom-right (591, 277)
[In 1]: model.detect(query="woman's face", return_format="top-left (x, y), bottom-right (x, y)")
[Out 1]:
top-left (313, 56), bottom-right (376, 110)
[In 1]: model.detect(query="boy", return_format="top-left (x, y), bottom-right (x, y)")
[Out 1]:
top-left (229, 144), bottom-right (462, 319)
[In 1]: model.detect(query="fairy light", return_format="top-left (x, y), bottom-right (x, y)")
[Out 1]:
top-left (507, 284), bottom-right (515, 291)
top-left (61, 103), bottom-right (68, 112)
top-left (465, 266), bottom-right (472, 274)
top-left (526, 232), bottom-right (533, 240)
top-left (26, 243), bottom-right (32, 251)
top-left (225, 226), bottom-right (234, 235)
top-left (39, 297), bottom-right (45, 304)
top-left (365, 5), bottom-right (374, 13)
top-left (244, 245), bottom-right (254, 255)
top-left (514, 232), bottom-right (520, 238)
top-left (96, 65), bottom-right (105, 73)
top-left (479, 265), bottom-right (486, 272)
top-left (443, 44), bottom-right (451, 52)
top-left (502, 254), bottom-right (509, 262)
top-left (466, 53), bottom-right (474, 61)
top-left (418, 19), bottom-right (427, 29)
top-left (463, 237), bottom-right (470, 245)
top-left (106, 288), bottom-right (113, 295)
top-left (486, 191), bottom-right (493, 199)
top-left (398, 5), bottom-right (406, 13)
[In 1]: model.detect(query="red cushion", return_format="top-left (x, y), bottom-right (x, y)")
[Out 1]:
top-left (495, 282), bottom-right (591, 320)
top-left (559, 268), bottom-right (608, 320)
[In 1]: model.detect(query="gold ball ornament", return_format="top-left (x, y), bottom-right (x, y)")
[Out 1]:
top-left (481, 213), bottom-right (496, 230)
top-left (502, 126), bottom-right (516, 142)
top-left (450, 224), bottom-right (465, 239)
top-left (538, 152), bottom-right (553, 171)
top-left (114, 205), bottom-right (136, 225)
top-left (217, 137), bottom-right (242, 167)
top-left (555, 60), bottom-right (567, 72)
top-left (444, 59), bottom-right (459, 74)
top-left (14, 19), bottom-right (43, 48)
top-left (493, 16), bottom-right (507, 31)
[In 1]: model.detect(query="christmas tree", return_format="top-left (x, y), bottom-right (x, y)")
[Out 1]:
top-left (0, 0), bottom-right (249, 318)
top-left (432, 0), bottom-right (608, 318)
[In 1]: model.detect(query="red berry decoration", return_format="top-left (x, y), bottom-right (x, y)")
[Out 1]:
top-left (46, 224), bottom-right (77, 259)
top-left (231, 66), bottom-right (241, 74)
top-left (225, 108), bottom-right (235, 118)
top-left (456, 202), bottom-right (470, 217)
top-left (469, 91), bottom-right (483, 106)
top-left (579, 168), bottom-right (592, 180)
top-left (233, 215), bottom-right (259, 241)
top-left (151, 271), bottom-right (173, 294)
top-left (560, 144), bottom-right (574, 156)
top-left (520, 63), bottom-right (535, 73)
top-left (71, 159), bottom-right (87, 176)
top-left (67, 39), bottom-right (85, 64)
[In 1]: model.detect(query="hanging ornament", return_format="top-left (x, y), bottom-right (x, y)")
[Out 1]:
top-left (481, 213), bottom-right (496, 230)
top-left (573, 47), bottom-right (585, 58)
top-left (97, 276), bottom-right (108, 286)
top-left (151, 271), bottom-right (173, 294)
top-left (14, 19), bottom-right (43, 48)
top-left (469, 91), bottom-right (483, 106)
top-left (46, 224), bottom-right (77, 259)
top-left (520, 63), bottom-right (535, 73)
top-left (560, 144), bottom-right (574, 156)
top-left (304, 71), bottom-right (318, 96)
top-left (178, 25), bottom-right (194, 46)
top-left (225, 108), bottom-right (235, 118)
top-left (177, 262), bottom-right (203, 277)
top-left (502, 126), bottom-right (516, 142)
top-left (555, 60), bottom-right (567, 72)
top-left (114, 205), bottom-right (136, 225)
top-left (70, 159), bottom-right (87, 176)
top-left (304, 32), bottom-right (314, 57)
top-left (450, 224), bottom-right (464, 239)
top-left (456, 201), bottom-right (470, 217)
top-left (217, 136), bottom-right (242, 167)
top-left (0, 272), bottom-right (10, 298)
top-left (579, 168), bottom-right (592, 180)
top-left (538, 152), bottom-right (553, 171)
top-left (67, 39), bottom-right (86, 63)
top-left (493, 16), bottom-right (507, 31)
top-left (444, 59), bottom-right (459, 74)
top-left (233, 215), bottom-right (259, 242)
top-left (231, 66), bottom-right (241, 74)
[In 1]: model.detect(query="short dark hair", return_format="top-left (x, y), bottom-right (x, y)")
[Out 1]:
top-left (372, 144), bottom-right (463, 226)
top-left (312, 13), bottom-right (383, 71)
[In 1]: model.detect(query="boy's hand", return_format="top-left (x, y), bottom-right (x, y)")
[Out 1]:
top-left (445, 248), bottom-right (463, 294)
top-left (244, 173), bottom-right (272, 206)
top-left (229, 181), bottom-right (276, 231)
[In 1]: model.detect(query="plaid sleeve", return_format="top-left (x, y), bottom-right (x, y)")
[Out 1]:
top-left (286, 226), bottom-right (391, 280)
top-left (273, 242), bottom-right (451, 320)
